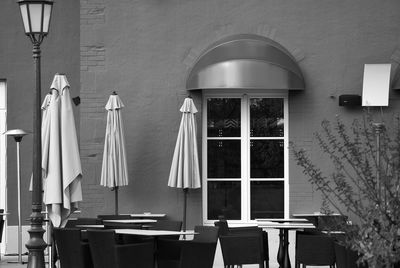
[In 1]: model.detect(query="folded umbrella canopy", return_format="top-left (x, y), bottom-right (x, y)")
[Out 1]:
top-left (42, 74), bottom-right (83, 227)
top-left (100, 92), bottom-right (128, 215)
top-left (168, 97), bottom-right (201, 232)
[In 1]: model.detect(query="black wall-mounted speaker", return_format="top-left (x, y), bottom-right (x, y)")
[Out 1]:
top-left (339, 94), bottom-right (361, 106)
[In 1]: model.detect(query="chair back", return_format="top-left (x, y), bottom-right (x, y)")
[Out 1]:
top-left (219, 233), bottom-right (264, 267)
top-left (229, 226), bottom-right (269, 263)
top-left (150, 220), bottom-right (182, 231)
top-left (53, 227), bottom-right (93, 268)
top-left (296, 233), bottom-right (335, 266)
top-left (334, 242), bottom-right (359, 268)
top-left (149, 220), bottom-right (182, 240)
top-left (0, 218), bottom-right (4, 243)
top-left (157, 239), bottom-right (217, 268)
top-left (193, 225), bottom-right (219, 243)
top-left (87, 229), bottom-right (118, 268)
top-left (180, 241), bottom-right (218, 268)
top-left (214, 219), bottom-right (229, 236)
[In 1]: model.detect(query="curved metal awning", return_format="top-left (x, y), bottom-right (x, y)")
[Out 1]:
top-left (186, 34), bottom-right (305, 90)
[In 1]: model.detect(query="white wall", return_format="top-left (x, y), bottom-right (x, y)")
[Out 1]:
top-left (0, 80), bottom-right (7, 254)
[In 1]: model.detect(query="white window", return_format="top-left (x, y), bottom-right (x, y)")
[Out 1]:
top-left (202, 90), bottom-right (289, 224)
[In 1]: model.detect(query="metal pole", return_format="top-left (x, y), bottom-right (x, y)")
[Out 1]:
top-left (4, 130), bottom-right (29, 264)
top-left (183, 188), bottom-right (188, 232)
top-left (115, 186), bottom-right (119, 215)
top-left (26, 44), bottom-right (47, 268)
top-left (16, 141), bottom-right (22, 263)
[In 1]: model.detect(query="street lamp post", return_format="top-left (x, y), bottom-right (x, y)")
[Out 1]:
top-left (16, 1), bottom-right (53, 267)
top-left (4, 129), bottom-right (29, 264)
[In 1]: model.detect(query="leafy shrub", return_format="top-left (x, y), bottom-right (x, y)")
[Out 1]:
top-left (291, 114), bottom-right (400, 268)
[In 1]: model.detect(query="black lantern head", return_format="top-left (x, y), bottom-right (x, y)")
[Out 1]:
top-left (17, 0), bottom-right (53, 45)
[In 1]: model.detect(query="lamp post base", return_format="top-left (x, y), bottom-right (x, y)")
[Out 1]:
top-left (26, 211), bottom-right (47, 268)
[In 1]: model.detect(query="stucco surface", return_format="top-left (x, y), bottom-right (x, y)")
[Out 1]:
top-left (78, 0), bottom-right (400, 227)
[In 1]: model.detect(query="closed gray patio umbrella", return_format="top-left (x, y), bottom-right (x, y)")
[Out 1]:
top-left (42, 74), bottom-right (83, 228)
top-left (168, 97), bottom-right (201, 232)
top-left (100, 92), bottom-right (129, 215)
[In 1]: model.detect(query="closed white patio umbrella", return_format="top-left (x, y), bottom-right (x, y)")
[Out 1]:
top-left (100, 92), bottom-right (128, 215)
top-left (168, 97), bottom-right (201, 232)
top-left (42, 73), bottom-right (83, 228)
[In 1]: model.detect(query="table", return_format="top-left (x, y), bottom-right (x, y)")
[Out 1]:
top-left (130, 213), bottom-right (166, 218)
top-left (256, 218), bottom-right (309, 223)
top-left (103, 219), bottom-right (157, 224)
top-left (257, 221), bottom-right (316, 268)
top-left (76, 224), bottom-right (105, 228)
top-left (115, 229), bottom-right (195, 236)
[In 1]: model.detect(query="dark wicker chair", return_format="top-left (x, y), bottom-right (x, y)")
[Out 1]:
top-left (53, 227), bottom-right (94, 268)
top-left (295, 232), bottom-right (336, 268)
top-left (219, 232), bottom-right (265, 268)
top-left (87, 229), bottom-right (154, 268)
top-left (148, 220), bottom-right (182, 240)
top-left (157, 239), bottom-right (217, 268)
top-left (214, 219), bottom-right (269, 267)
top-left (0, 209), bottom-right (4, 261)
top-left (149, 219), bottom-right (182, 231)
top-left (193, 225), bottom-right (219, 243)
top-left (334, 242), bottom-right (361, 268)
top-left (157, 225), bottom-right (219, 267)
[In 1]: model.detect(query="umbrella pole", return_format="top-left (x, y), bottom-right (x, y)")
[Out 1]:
top-left (182, 188), bottom-right (188, 239)
top-left (114, 186), bottom-right (119, 215)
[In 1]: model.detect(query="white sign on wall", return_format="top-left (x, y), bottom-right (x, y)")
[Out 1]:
top-left (362, 64), bottom-right (391, 107)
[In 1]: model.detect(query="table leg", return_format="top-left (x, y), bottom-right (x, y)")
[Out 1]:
top-left (283, 229), bottom-right (291, 268)
top-left (277, 229), bottom-right (284, 267)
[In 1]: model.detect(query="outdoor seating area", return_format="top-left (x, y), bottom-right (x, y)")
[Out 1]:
top-left (2, 214), bottom-right (370, 268)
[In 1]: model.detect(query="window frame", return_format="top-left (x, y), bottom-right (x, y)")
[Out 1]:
top-left (202, 89), bottom-right (289, 225)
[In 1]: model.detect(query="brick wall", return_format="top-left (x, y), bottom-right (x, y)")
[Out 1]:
top-left (77, 0), bottom-right (400, 222)
top-left (80, 0), bottom-right (107, 217)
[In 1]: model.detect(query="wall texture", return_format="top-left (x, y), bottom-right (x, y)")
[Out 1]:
top-left (2, 0), bottom-right (400, 228)
top-left (0, 0), bottom-right (80, 225)
top-left (78, 0), bottom-right (400, 228)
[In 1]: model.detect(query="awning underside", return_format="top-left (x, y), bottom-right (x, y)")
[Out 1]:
top-left (186, 34), bottom-right (305, 90)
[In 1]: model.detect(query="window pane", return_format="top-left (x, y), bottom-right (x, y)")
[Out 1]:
top-left (250, 98), bottom-right (283, 137)
top-left (251, 181), bottom-right (284, 219)
top-left (251, 140), bottom-right (284, 178)
top-left (207, 98), bottom-right (241, 137)
top-left (208, 140), bottom-right (241, 178)
top-left (208, 181), bottom-right (241, 220)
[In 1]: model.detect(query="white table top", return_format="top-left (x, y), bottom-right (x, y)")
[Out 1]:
top-left (130, 213), bottom-right (166, 218)
top-left (115, 229), bottom-right (196, 236)
top-left (76, 224), bottom-right (105, 228)
top-left (258, 222), bottom-right (316, 229)
top-left (256, 218), bottom-right (309, 222)
top-left (103, 219), bottom-right (157, 224)
top-left (292, 213), bottom-right (342, 217)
